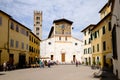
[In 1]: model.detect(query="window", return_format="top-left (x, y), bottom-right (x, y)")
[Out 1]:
top-left (88, 48), bottom-right (90, 54)
top-left (65, 37), bottom-right (67, 41)
top-left (59, 36), bottom-right (61, 40)
top-left (62, 30), bottom-right (64, 34)
top-left (102, 26), bottom-right (105, 34)
top-left (0, 16), bottom-right (2, 26)
top-left (10, 39), bottom-right (14, 47)
top-left (34, 39), bottom-right (36, 43)
top-left (11, 22), bottom-right (14, 30)
top-left (16, 41), bottom-right (19, 48)
top-left (84, 40), bottom-right (87, 45)
top-left (75, 43), bottom-right (78, 46)
top-left (26, 44), bottom-right (28, 50)
top-left (48, 42), bottom-right (51, 45)
top-left (32, 37), bottom-right (33, 42)
top-left (20, 28), bottom-right (26, 35)
top-left (36, 33), bottom-right (39, 36)
top-left (16, 25), bottom-right (19, 32)
top-left (29, 35), bottom-right (31, 41)
top-left (91, 34), bottom-right (93, 40)
top-left (36, 22), bottom-right (40, 24)
top-left (93, 46), bottom-right (95, 53)
top-left (29, 46), bottom-right (31, 52)
top-left (84, 31), bottom-right (86, 36)
top-left (36, 17), bottom-right (40, 20)
top-left (108, 22), bottom-right (111, 31)
top-left (103, 41), bottom-right (106, 51)
top-left (88, 48), bottom-right (91, 54)
top-left (26, 31), bottom-right (29, 36)
top-left (36, 27), bottom-right (39, 31)
top-left (84, 49), bottom-right (87, 54)
top-left (21, 42), bottom-right (24, 49)
top-left (97, 44), bottom-right (99, 52)
top-left (97, 30), bottom-right (99, 37)
top-left (88, 38), bottom-right (91, 44)
top-left (94, 31), bottom-right (97, 38)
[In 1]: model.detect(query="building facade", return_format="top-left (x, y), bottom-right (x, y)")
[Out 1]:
top-left (81, 24), bottom-right (95, 65)
top-left (34, 11), bottom-right (42, 40)
top-left (91, 2), bottom-right (112, 68)
top-left (0, 10), bottom-right (31, 69)
top-left (110, 0), bottom-right (120, 79)
top-left (29, 31), bottom-right (40, 66)
top-left (40, 18), bottom-right (83, 63)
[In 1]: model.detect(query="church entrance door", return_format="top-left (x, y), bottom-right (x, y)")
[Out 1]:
top-left (61, 53), bottom-right (65, 62)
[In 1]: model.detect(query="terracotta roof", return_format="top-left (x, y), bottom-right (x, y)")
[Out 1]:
top-left (0, 10), bottom-right (31, 31)
top-left (99, 3), bottom-right (108, 13)
top-left (81, 24), bottom-right (96, 32)
top-left (91, 12), bottom-right (111, 31)
top-left (0, 10), bottom-right (11, 17)
top-left (53, 18), bottom-right (73, 24)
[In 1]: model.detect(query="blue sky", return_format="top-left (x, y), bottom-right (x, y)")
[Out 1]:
top-left (0, 0), bottom-right (107, 40)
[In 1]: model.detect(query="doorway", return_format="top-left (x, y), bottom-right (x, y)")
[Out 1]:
top-left (9, 54), bottom-right (14, 66)
top-left (61, 53), bottom-right (65, 62)
top-left (51, 55), bottom-right (53, 60)
top-left (73, 55), bottom-right (76, 63)
top-left (19, 54), bottom-right (26, 68)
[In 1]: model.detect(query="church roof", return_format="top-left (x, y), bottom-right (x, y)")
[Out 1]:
top-left (48, 26), bottom-right (54, 38)
top-left (53, 18), bottom-right (73, 24)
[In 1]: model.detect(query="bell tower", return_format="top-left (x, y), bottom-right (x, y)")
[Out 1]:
top-left (34, 11), bottom-right (42, 40)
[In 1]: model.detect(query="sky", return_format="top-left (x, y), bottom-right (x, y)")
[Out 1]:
top-left (0, 0), bottom-right (107, 40)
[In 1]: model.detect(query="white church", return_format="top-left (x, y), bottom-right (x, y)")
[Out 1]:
top-left (40, 18), bottom-right (83, 64)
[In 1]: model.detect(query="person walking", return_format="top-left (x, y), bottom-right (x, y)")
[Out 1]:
top-left (48, 60), bottom-right (51, 68)
top-left (3, 62), bottom-right (7, 71)
top-left (76, 60), bottom-right (78, 67)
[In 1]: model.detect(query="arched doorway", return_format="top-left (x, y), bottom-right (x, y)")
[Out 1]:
top-left (73, 55), bottom-right (76, 63)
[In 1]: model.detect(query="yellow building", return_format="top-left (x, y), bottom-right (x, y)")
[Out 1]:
top-left (29, 31), bottom-right (40, 67)
top-left (91, 2), bottom-right (112, 68)
top-left (81, 24), bottom-right (95, 65)
top-left (0, 10), bottom-right (31, 69)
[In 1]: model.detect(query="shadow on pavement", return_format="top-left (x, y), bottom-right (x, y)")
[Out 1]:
top-left (0, 73), bottom-right (6, 75)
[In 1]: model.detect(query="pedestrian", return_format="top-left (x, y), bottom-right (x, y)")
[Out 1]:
top-left (76, 61), bottom-right (78, 67)
top-left (39, 60), bottom-right (42, 68)
top-left (3, 62), bottom-right (7, 71)
top-left (48, 60), bottom-right (51, 68)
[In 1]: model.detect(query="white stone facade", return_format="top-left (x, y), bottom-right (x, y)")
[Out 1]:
top-left (40, 37), bottom-right (83, 64)
top-left (40, 18), bottom-right (83, 64)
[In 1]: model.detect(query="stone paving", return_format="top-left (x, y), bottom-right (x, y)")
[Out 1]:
top-left (0, 65), bottom-right (100, 80)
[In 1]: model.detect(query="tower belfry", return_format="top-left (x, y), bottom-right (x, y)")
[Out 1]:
top-left (34, 11), bottom-right (42, 40)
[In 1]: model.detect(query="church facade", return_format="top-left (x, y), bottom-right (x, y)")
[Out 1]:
top-left (40, 18), bottom-right (83, 63)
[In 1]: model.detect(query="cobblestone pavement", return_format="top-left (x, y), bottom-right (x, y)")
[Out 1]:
top-left (0, 65), bottom-right (100, 80)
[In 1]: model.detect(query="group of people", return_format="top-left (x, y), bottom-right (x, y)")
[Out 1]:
top-left (3, 61), bottom-right (14, 71)
top-left (71, 60), bottom-right (81, 67)
top-left (39, 60), bottom-right (54, 68)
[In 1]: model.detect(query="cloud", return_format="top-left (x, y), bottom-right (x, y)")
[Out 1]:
top-left (0, 0), bottom-right (108, 39)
